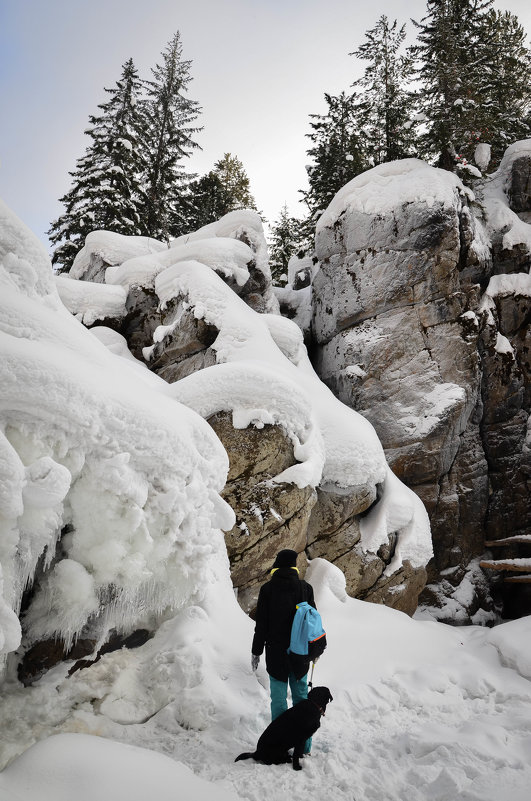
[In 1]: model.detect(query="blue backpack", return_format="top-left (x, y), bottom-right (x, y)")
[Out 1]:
top-left (287, 602), bottom-right (327, 662)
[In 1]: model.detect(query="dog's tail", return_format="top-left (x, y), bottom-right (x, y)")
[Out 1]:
top-left (235, 751), bottom-right (256, 762)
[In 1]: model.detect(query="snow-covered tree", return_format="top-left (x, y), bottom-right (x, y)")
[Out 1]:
top-left (188, 153), bottom-right (257, 229)
top-left (412, 0), bottom-right (531, 171)
top-left (351, 15), bottom-right (417, 165)
top-left (268, 204), bottom-right (304, 286)
top-left (301, 91), bottom-right (366, 224)
top-left (140, 32), bottom-right (202, 241)
top-left (48, 58), bottom-right (146, 272)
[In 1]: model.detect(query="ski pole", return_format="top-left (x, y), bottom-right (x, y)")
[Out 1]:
top-left (309, 661), bottom-right (315, 688)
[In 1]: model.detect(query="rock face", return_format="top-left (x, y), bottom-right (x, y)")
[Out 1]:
top-left (310, 154), bottom-right (531, 622)
top-left (208, 412), bottom-right (317, 613)
top-left (306, 487), bottom-right (427, 616)
top-left (209, 412), bottom-right (427, 617)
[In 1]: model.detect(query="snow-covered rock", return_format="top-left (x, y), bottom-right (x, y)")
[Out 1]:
top-left (48, 209), bottom-right (433, 616)
top-left (482, 139), bottom-right (531, 270)
top-left (149, 257), bottom-right (430, 612)
top-left (70, 229), bottom-right (166, 282)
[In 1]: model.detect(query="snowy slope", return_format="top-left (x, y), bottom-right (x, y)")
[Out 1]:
top-left (1, 559), bottom-right (530, 801)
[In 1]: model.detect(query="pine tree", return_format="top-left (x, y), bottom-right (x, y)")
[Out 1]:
top-left (410, 0), bottom-right (531, 171)
top-left (141, 32), bottom-right (202, 241)
top-left (476, 9), bottom-right (531, 165)
top-left (188, 152), bottom-right (257, 229)
top-left (48, 58), bottom-right (146, 272)
top-left (269, 204), bottom-right (304, 286)
top-left (351, 16), bottom-right (417, 165)
top-left (301, 91), bottom-right (366, 225)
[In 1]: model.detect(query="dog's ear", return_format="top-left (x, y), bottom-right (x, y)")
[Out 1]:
top-left (328, 690), bottom-right (333, 703)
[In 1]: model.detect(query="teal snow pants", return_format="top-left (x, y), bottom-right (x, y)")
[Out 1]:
top-left (269, 673), bottom-right (312, 754)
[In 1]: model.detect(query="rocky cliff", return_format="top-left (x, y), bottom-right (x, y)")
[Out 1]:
top-left (308, 147), bottom-right (531, 622)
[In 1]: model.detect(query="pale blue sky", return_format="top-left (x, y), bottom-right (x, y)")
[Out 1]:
top-left (1, 0), bottom-right (530, 248)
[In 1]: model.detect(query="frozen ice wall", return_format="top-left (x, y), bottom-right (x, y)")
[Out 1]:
top-left (0, 198), bottom-right (234, 659)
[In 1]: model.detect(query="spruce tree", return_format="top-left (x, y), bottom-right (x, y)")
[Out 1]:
top-left (211, 153), bottom-right (257, 213)
top-left (269, 204), bottom-right (304, 286)
top-left (141, 32), bottom-right (202, 241)
top-left (301, 91), bottom-right (366, 225)
top-left (411, 0), bottom-right (531, 171)
top-left (351, 16), bottom-right (417, 165)
top-left (48, 58), bottom-right (145, 272)
top-left (188, 152), bottom-right (257, 229)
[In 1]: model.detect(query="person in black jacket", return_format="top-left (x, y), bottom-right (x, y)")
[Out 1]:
top-left (251, 549), bottom-right (316, 725)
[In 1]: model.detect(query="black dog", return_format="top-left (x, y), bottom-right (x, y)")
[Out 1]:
top-left (235, 686), bottom-right (333, 771)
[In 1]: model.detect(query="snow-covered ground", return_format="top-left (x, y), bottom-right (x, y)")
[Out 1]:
top-left (1, 557), bottom-right (530, 801)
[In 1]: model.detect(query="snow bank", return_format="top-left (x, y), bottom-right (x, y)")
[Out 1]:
top-left (89, 326), bottom-right (148, 366)
top-left (486, 617), bottom-right (531, 680)
top-left (479, 272), bottom-right (531, 329)
top-left (171, 209), bottom-right (267, 270)
top-left (0, 732), bottom-right (239, 801)
top-left (0, 199), bottom-right (234, 657)
top-left (0, 200), bottom-right (54, 294)
top-left (484, 272), bottom-right (531, 299)
top-left (360, 467), bottom-right (432, 572)
top-left (170, 209), bottom-right (278, 314)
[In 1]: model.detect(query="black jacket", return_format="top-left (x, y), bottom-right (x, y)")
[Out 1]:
top-left (252, 567), bottom-right (316, 682)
